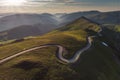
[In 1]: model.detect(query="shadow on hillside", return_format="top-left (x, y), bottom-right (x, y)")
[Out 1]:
top-left (12, 61), bottom-right (49, 80)
top-left (12, 61), bottom-right (46, 70)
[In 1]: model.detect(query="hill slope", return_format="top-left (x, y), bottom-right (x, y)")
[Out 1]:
top-left (0, 13), bottom-right (59, 32)
top-left (100, 25), bottom-right (120, 58)
top-left (57, 16), bottom-right (100, 35)
top-left (0, 23), bottom-right (57, 40)
top-left (90, 11), bottom-right (120, 24)
top-left (0, 17), bottom-right (119, 80)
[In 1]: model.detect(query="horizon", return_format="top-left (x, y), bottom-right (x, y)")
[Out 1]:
top-left (0, 10), bottom-right (119, 14)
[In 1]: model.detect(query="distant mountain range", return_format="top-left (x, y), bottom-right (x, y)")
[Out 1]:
top-left (0, 10), bottom-right (119, 40)
top-left (0, 13), bottom-right (59, 32)
top-left (0, 23), bottom-right (57, 40)
top-left (60, 11), bottom-right (120, 25)
top-left (0, 11), bottom-right (119, 31)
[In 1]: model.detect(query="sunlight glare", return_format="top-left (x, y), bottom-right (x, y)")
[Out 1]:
top-left (3, 0), bottom-right (27, 6)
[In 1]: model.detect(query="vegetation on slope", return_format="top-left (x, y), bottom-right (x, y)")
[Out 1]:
top-left (0, 17), bottom-right (119, 80)
top-left (114, 25), bottom-right (120, 32)
top-left (58, 16), bottom-right (100, 32)
top-left (100, 25), bottom-right (120, 59)
top-left (0, 29), bottom-right (87, 80)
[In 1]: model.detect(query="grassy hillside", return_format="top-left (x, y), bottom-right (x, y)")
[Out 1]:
top-left (0, 17), bottom-right (120, 80)
top-left (58, 16), bottom-right (100, 32)
top-left (115, 25), bottom-right (120, 32)
top-left (0, 30), bottom-right (87, 80)
top-left (100, 25), bottom-right (120, 58)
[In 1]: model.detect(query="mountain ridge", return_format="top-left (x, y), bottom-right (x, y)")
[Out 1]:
top-left (0, 13), bottom-right (59, 32)
top-left (60, 11), bottom-right (120, 25)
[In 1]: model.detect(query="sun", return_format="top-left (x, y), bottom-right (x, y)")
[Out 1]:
top-left (3, 0), bottom-right (27, 6)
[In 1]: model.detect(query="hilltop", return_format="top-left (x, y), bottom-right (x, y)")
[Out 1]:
top-left (56, 16), bottom-right (100, 37)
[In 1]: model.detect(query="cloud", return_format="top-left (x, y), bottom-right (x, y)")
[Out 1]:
top-left (27, 0), bottom-right (75, 3)
top-left (20, 0), bottom-right (76, 7)
top-left (27, 0), bottom-right (92, 6)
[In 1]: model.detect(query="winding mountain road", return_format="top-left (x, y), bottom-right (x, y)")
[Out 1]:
top-left (0, 45), bottom-right (63, 64)
top-left (0, 26), bottom-right (102, 64)
top-left (0, 36), bottom-right (93, 64)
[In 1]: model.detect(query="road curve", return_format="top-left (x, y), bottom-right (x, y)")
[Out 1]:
top-left (0, 36), bottom-right (93, 64)
top-left (58, 36), bottom-right (93, 63)
top-left (0, 45), bottom-right (63, 64)
top-left (60, 25), bottom-right (103, 63)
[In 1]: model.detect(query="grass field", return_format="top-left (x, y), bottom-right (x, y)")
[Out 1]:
top-left (0, 17), bottom-right (120, 80)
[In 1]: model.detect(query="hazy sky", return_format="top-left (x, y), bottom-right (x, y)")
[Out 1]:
top-left (0, 0), bottom-right (119, 13)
